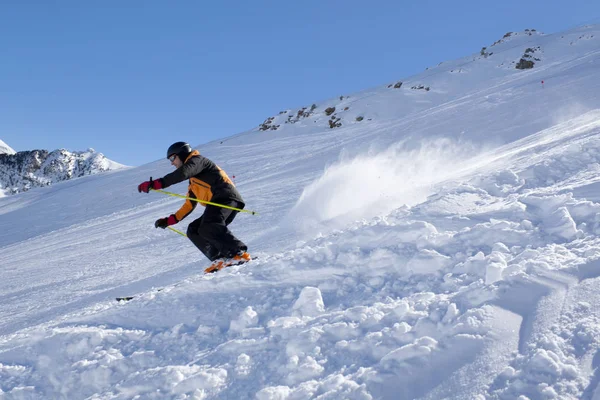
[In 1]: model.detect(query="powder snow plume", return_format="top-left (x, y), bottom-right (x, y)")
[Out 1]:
top-left (288, 138), bottom-right (482, 232)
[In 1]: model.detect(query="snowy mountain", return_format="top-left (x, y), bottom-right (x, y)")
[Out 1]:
top-left (253, 29), bottom-right (551, 141)
top-left (0, 139), bottom-right (15, 155)
top-left (0, 147), bottom-right (127, 195)
top-left (2, 26), bottom-right (600, 399)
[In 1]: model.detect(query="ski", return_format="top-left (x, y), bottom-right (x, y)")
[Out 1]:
top-left (115, 257), bottom-right (258, 302)
top-left (116, 288), bottom-right (164, 302)
top-left (204, 258), bottom-right (251, 274)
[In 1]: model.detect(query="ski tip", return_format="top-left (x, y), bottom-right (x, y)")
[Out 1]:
top-left (115, 288), bottom-right (164, 302)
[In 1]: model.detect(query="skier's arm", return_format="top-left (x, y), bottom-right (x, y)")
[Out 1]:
top-left (174, 190), bottom-right (198, 222)
top-left (161, 156), bottom-right (209, 188)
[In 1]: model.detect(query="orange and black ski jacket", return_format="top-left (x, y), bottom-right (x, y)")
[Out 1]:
top-left (161, 150), bottom-right (244, 222)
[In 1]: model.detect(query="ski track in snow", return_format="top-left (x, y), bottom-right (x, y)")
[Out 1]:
top-left (2, 26), bottom-right (600, 400)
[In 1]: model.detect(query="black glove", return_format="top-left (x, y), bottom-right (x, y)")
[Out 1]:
top-left (155, 218), bottom-right (168, 229)
top-left (155, 215), bottom-right (177, 229)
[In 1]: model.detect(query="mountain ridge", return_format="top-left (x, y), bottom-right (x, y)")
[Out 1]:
top-left (0, 147), bottom-right (127, 195)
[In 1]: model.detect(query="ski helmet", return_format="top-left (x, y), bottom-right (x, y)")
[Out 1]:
top-left (166, 142), bottom-right (192, 160)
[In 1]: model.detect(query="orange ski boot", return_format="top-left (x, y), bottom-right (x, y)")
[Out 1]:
top-left (231, 251), bottom-right (251, 265)
top-left (204, 259), bottom-right (227, 274)
top-left (204, 252), bottom-right (251, 274)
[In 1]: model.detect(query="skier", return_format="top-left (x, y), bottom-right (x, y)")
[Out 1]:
top-left (137, 141), bottom-right (250, 272)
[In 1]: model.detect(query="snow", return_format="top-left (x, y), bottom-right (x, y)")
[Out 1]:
top-left (2, 26), bottom-right (600, 399)
top-left (0, 139), bottom-right (15, 155)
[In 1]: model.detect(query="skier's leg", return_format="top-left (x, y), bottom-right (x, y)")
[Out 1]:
top-left (198, 202), bottom-right (247, 258)
top-left (187, 216), bottom-right (222, 261)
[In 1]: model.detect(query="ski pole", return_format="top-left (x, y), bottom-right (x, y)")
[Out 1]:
top-left (151, 189), bottom-right (258, 215)
top-left (168, 226), bottom-right (187, 237)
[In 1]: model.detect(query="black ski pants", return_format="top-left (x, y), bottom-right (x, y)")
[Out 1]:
top-left (186, 200), bottom-right (247, 261)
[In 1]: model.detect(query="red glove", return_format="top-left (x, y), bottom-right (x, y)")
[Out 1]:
top-left (155, 215), bottom-right (178, 229)
top-left (138, 177), bottom-right (163, 193)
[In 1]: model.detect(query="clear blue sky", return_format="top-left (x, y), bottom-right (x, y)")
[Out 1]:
top-left (1, 1), bottom-right (599, 166)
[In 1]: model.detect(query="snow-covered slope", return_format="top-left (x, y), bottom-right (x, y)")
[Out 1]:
top-left (2, 26), bottom-right (600, 399)
top-left (0, 139), bottom-right (15, 155)
top-left (0, 148), bottom-right (127, 195)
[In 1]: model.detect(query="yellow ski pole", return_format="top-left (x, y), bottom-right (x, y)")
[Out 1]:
top-left (151, 189), bottom-right (258, 215)
top-left (168, 226), bottom-right (187, 237)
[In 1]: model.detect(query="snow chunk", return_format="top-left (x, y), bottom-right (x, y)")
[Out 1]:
top-left (527, 349), bottom-right (561, 376)
top-left (492, 242), bottom-right (511, 253)
top-left (485, 251), bottom-right (508, 284)
top-left (235, 353), bottom-right (252, 377)
top-left (442, 303), bottom-right (460, 324)
top-left (285, 355), bottom-right (325, 384)
top-left (256, 385), bottom-right (292, 400)
top-left (380, 336), bottom-right (438, 365)
top-left (229, 306), bottom-right (259, 333)
top-left (407, 249), bottom-right (453, 274)
top-left (454, 251), bottom-right (487, 275)
top-left (293, 287), bottom-right (325, 317)
top-left (544, 207), bottom-right (578, 240)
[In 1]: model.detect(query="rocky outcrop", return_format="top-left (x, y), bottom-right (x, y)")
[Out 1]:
top-left (516, 46), bottom-right (541, 69)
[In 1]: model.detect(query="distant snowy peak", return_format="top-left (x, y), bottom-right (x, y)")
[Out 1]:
top-left (0, 139), bottom-right (16, 155)
top-left (0, 148), bottom-right (128, 195)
